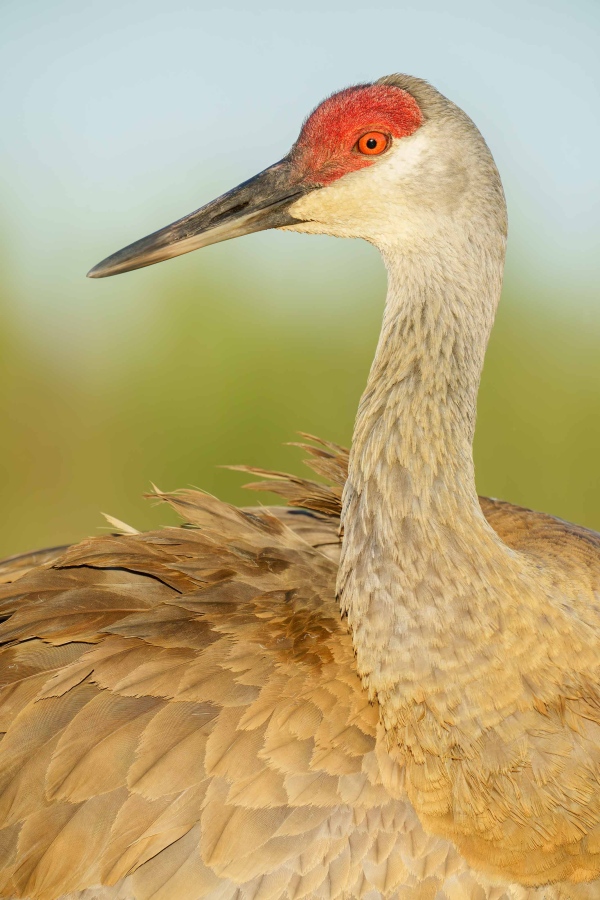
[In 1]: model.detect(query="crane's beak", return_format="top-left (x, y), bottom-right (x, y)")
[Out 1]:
top-left (87, 158), bottom-right (310, 278)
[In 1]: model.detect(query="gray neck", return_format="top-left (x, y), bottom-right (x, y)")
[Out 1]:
top-left (338, 225), bottom-right (513, 714)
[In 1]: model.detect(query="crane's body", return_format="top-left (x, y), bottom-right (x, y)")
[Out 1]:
top-left (1, 74), bottom-right (599, 900)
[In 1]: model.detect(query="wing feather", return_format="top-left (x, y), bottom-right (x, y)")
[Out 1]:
top-left (1, 439), bottom-right (599, 898)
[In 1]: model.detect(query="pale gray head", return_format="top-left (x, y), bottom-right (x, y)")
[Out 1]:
top-left (87, 74), bottom-right (506, 278)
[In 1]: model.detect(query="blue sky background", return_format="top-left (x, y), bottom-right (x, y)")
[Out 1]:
top-left (2, 0), bottom-right (599, 308)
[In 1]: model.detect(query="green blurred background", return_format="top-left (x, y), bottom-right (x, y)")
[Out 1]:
top-left (1, 0), bottom-right (599, 557)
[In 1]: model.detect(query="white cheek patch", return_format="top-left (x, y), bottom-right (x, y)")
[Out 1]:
top-left (285, 127), bottom-right (435, 241)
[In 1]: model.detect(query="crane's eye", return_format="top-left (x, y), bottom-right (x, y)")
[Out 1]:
top-left (356, 132), bottom-right (389, 155)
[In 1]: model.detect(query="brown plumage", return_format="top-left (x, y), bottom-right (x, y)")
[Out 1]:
top-left (2, 75), bottom-right (600, 899)
top-left (0, 440), bottom-right (599, 900)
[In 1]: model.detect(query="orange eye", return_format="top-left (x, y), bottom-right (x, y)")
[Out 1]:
top-left (356, 132), bottom-right (389, 155)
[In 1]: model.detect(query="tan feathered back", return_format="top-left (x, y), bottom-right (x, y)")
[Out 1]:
top-left (1, 438), bottom-right (599, 900)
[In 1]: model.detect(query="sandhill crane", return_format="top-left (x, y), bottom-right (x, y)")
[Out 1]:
top-left (0, 73), bottom-right (599, 900)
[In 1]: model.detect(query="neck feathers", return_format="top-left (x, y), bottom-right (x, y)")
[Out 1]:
top-left (338, 218), bottom-right (511, 717)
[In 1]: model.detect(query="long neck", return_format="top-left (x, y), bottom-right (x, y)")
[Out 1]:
top-left (338, 224), bottom-right (519, 717)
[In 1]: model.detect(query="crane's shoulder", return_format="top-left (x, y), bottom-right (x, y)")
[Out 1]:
top-left (480, 495), bottom-right (600, 585)
top-left (276, 493), bottom-right (600, 584)
top-left (229, 433), bottom-right (600, 584)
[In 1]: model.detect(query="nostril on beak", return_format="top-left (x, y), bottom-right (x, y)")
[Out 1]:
top-left (209, 201), bottom-right (250, 227)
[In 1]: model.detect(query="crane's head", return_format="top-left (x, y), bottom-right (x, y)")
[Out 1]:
top-left (88, 75), bottom-right (502, 278)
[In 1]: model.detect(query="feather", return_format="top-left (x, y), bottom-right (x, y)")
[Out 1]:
top-left (0, 436), bottom-right (599, 899)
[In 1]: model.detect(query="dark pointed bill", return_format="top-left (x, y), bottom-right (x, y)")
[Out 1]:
top-left (87, 159), bottom-right (311, 279)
